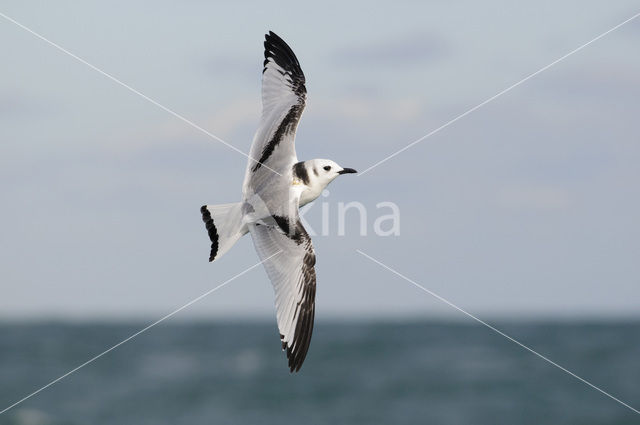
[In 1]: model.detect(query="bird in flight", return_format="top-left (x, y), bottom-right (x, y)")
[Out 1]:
top-left (201, 31), bottom-right (357, 372)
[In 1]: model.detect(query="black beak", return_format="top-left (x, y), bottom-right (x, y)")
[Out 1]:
top-left (338, 167), bottom-right (358, 175)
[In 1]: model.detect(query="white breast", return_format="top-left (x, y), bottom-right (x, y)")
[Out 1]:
top-left (299, 183), bottom-right (322, 207)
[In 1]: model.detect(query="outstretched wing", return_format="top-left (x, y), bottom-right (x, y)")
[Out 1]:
top-left (243, 31), bottom-right (307, 200)
top-left (249, 217), bottom-right (316, 372)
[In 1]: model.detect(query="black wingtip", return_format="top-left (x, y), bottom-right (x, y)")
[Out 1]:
top-left (281, 306), bottom-right (315, 373)
top-left (280, 334), bottom-right (305, 373)
top-left (265, 30), bottom-right (285, 45)
top-left (262, 31), bottom-right (306, 96)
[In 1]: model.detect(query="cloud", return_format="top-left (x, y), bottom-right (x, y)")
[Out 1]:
top-left (331, 32), bottom-right (446, 67)
top-left (530, 64), bottom-right (640, 104)
top-left (97, 97), bottom-right (260, 156)
top-left (310, 95), bottom-right (424, 124)
top-left (0, 91), bottom-right (54, 118)
top-left (202, 55), bottom-right (257, 79)
top-left (496, 184), bottom-right (572, 211)
top-left (199, 98), bottom-right (260, 139)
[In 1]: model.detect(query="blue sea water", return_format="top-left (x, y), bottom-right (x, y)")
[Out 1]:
top-left (0, 321), bottom-right (638, 425)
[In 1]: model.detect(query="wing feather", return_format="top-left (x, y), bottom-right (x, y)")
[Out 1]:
top-left (243, 31), bottom-right (307, 200)
top-left (249, 218), bottom-right (316, 372)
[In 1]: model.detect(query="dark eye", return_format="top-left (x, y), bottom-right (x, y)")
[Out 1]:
top-left (323, 165), bottom-right (331, 171)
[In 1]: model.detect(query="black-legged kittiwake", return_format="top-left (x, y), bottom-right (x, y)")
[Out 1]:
top-left (200, 31), bottom-right (356, 372)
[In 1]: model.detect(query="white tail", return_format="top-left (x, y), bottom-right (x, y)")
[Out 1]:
top-left (200, 202), bottom-right (248, 262)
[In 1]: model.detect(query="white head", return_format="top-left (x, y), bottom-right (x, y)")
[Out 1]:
top-left (294, 159), bottom-right (357, 205)
top-left (304, 159), bottom-right (357, 188)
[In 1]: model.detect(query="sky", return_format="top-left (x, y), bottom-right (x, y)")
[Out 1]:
top-left (0, 1), bottom-right (639, 320)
